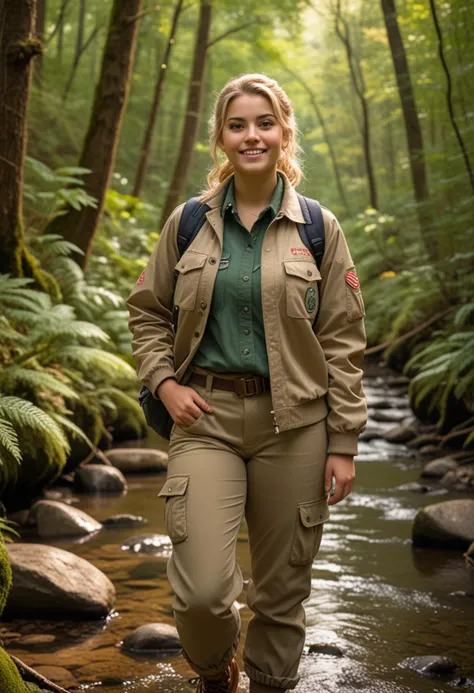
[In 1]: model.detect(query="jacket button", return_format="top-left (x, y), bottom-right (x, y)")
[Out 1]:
top-left (194, 331), bottom-right (200, 338)
top-left (200, 301), bottom-right (207, 309)
top-left (307, 270), bottom-right (313, 277)
top-left (243, 329), bottom-right (250, 335)
top-left (209, 257), bottom-right (216, 265)
top-left (242, 275), bottom-right (249, 282)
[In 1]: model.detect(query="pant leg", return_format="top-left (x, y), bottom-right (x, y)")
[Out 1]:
top-left (163, 410), bottom-right (247, 678)
top-left (243, 406), bottom-right (329, 690)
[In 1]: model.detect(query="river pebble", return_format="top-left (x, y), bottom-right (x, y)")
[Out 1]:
top-left (399, 655), bottom-right (457, 675)
top-left (121, 623), bottom-right (181, 653)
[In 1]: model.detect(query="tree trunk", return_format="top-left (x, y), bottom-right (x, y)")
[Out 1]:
top-left (334, 0), bottom-right (378, 209)
top-left (34, 0), bottom-right (46, 86)
top-left (132, 0), bottom-right (184, 198)
top-left (0, 0), bottom-right (42, 276)
top-left (381, 0), bottom-right (430, 206)
top-left (47, 0), bottom-right (143, 269)
top-left (428, 0), bottom-right (474, 192)
top-left (160, 0), bottom-right (212, 226)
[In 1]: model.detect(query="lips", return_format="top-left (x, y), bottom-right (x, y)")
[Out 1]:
top-left (240, 148), bottom-right (267, 155)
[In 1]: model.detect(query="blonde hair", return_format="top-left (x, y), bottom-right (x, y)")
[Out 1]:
top-left (200, 73), bottom-right (303, 202)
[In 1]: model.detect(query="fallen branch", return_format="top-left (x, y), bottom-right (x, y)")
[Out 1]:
top-left (10, 654), bottom-right (71, 693)
top-left (365, 308), bottom-right (454, 356)
top-left (440, 425), bottom-right (474, 446)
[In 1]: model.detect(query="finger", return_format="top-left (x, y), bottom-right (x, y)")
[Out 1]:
top-left (324, 465), bottom-right (333, 494)
top-left (328, 483), bottom-right (344, 506)
top-left (193, 393), bottom-right (213, 413)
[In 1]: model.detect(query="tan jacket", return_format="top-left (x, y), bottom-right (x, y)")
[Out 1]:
top-left (126, 172), bottom-right (367, 456)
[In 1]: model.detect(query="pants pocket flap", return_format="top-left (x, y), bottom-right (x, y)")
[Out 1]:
top-left (298, 496), bottom-right (329, 528)
top-left (158, 475), bottom-right (189, 498)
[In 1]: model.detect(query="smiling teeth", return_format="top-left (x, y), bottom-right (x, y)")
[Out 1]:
top-left (243, 150), bottom-right (265, 155)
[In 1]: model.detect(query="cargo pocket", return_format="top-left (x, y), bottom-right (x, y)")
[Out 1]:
top-left (284, 260), bottom-right (321, 319)
top-left (289, 495), bottom-right (329, 566)
top-left (157, 475), bottom-right (190, 544)
top-left (174, 251), bottom-right (207, 311)
top-left (345, 265), bottom-right (365, 322)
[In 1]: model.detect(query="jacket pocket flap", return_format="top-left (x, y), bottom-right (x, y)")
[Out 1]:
top-left (175, 251), bottom-right (207, 274)
top-left (284, 260), bottom-right (321, 281)
top-left (298, 496), bottom-right (329, 527)
top-left (158, 475), bottom-right (189, 497)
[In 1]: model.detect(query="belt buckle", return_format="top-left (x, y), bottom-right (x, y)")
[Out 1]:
top-left (234, 376), bottom-right (259, 398)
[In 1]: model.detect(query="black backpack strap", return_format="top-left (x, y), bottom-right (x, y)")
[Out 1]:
top-left (295, 193), bottom-right (325, 271)
top-left (177, 197), bottom-right (210, 257)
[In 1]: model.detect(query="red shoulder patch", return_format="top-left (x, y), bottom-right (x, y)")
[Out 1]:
top-left (346, 271), bottom-right (360, 291)
top-left (291, 247), bottom-right (311, 257)
top-left (136, 271), bottom-right (145, 286)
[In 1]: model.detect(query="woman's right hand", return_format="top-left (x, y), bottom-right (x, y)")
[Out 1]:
top-left (157, 378), bottom-right (213, 427)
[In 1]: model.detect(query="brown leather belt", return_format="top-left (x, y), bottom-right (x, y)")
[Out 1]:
top-left (188, 372), bottom-right (270, 398)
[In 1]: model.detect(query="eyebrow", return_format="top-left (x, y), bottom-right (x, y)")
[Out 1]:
top-left (226, 114), bottom-right (275, 122)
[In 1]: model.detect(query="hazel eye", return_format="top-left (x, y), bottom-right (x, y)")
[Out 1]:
top-left (260, 121), bottom-right (274, 128)
top-left (228, 123), bottom-right (242, 130)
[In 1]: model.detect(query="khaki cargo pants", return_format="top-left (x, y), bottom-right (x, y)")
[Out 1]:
top-left (159, 366), bottom-right (329, 691)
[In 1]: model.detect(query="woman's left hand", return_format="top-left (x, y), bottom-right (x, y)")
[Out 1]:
top-left (324, 454), bottom-right (355, 505)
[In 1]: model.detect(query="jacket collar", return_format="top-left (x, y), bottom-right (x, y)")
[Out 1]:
top-left (203, 170), bottom-right (305, 224)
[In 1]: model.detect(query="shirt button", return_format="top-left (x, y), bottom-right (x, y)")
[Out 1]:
top-left (194, 331), bottom-right (200, 338)
top-left (200, 301), bottom-right (207, 309)
top-left (265, 248), bottom-right (271, 252)
top-left (243, 306), bottom-right (249, 313)
top-left (242, 275), bottom-right (249, 282)
top-left (243, 329), bottom-right (250, 335)
top-left (307, 270), bottom-right (313, 277)
top-left (209, 257), bottom-right (216, 265)
top-left (243, 348), bottom-right (250, 355)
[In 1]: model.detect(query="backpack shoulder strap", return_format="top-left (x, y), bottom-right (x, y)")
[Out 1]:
top-left (295, 193), bottom-right (325, 271)
top-left (177, 197), bottom-right (210, 258)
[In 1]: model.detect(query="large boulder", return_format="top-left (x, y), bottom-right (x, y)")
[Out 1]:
top-left (412, 499), bottom-right (474, 549)
top-left (28, 500), bottom-right (102, 538)
top-left (121, 623), bottom-right (181, 653)
top-left (106, 449), bottom-right (168, 474)
top-left (5, 544), bottom-right (115, 619)
top-left (420, 458), bottom-right (459, 479)
top-left (75, 465), bottom-right (127, 494)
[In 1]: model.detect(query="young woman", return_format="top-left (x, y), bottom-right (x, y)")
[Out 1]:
top-left (127, 74), bottom-right (367, 693)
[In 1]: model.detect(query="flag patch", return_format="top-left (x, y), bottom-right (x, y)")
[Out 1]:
top-left (291, 247), bottom-right (311, 257)
top-left (136, 271), bottom-right (145, 286)
top-left (346, 271), bottom-right (360, 291)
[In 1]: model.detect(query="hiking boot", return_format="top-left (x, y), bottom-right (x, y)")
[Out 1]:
top-left (192, 658), bottom-right (239, 692)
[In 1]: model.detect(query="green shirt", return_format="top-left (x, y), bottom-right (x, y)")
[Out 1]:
top-left (192, 174), bottom-right (284, 376)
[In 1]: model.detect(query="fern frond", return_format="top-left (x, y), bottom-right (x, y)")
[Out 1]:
top-left (50, 413), bottom-right (95, 450)
top-left (0, 366), bottom-right (79, 400)
top-left (0, 419), bottom-right (21, 464)
top-left (58, 347), bottom-right (136, 380)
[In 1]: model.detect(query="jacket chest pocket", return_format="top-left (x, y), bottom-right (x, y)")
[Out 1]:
top-left (284, 260), bottom-right (321, 319)
top-left (174, 251), bottom-right (208, 311)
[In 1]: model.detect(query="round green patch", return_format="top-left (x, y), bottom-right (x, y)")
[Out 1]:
top-left (305, 287), bottom-right (316, 313)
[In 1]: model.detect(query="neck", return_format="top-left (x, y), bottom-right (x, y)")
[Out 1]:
top-left (233, 169), bottom-right (278, 208)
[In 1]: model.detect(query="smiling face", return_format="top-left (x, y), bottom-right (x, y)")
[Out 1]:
top-left (219, 93), bottom-right (286, 179)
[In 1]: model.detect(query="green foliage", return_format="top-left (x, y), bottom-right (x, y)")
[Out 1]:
top-left (0, 540), bottom-right (13, 616)
top-left (0, 647), bottom-right (25, 693)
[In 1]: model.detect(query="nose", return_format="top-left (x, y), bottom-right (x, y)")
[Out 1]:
top-left (245, 124), bottom-right (259, 142)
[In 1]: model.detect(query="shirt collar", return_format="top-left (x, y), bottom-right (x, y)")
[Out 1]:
top-left (220, 173), bottom-right (284, 220)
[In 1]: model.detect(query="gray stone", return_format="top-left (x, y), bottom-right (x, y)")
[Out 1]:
top-left (308, 644), bottom-right (344, 657)
top-left (441, 466), bottom-right (474, 493)
top-left (370, 408), bottom-right (413, 423)
top-left (382, 424), bottom-right (417, 444)
top-left (421, 458), bottom-right (459, 479)
top-left (75, 464), bottom-right (127, 494)
top-left (5, 543), bottom-right (115, 619)
top-left (103, 514), bottom-right (148, 528)
top-left (121, 534), bottom-right (172, 556)
top-left (121, 623), bottom-right (181, 653)
top-left (412, 499), bottom-right (474, 549)
top-left (106, 448), bottom-right (168, 474)
top-left (28, 500), bottom-right (102, 538)
top-left (399, 655), bottom-right (457, 675)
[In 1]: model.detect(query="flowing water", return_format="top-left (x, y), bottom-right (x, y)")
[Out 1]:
top-left (2, 374), bottom-right (474, 692)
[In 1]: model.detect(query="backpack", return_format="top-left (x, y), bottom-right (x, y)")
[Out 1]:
top-left (138, 193), bottom-right (325, 440)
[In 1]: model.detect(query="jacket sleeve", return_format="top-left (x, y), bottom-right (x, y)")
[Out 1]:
top-left (126, 204), bottom-right (184, 397)
top-left (314, 209), bottom-right (367, 457)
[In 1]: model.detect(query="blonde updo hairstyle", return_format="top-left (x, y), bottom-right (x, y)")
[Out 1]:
top-left (200, 73), bottom-right (303, 202)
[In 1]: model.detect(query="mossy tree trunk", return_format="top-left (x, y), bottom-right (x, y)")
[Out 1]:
top-left (0, 0), bottom-right (42, 277)
top-left (46, 0), bottom-right (143, 270)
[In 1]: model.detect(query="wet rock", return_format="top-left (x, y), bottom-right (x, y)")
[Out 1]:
top-left (28, 500), bottom-right (102, 538)
top-left (421, 458), bottom-right (459, 479)
top-left (34, 665), bottom-right (77, 686)
top-left (419, 445), bottom-right (444, 458)
top-left (75, 464), bottom-right (127, 494)
top-left (5, 543), bottom-right (116, 619)
top-left (308, 644), bottom-right (344, 657)
top-left (382, 423), bottom-right (418, 444)
top-left (398, 482), bottom-right (431, 494)
top-left (103, 514), bottom-right (148, 528)
top-left (18, 634), bottom-right (56, 645)
top-left (121, 623), bottom-right (181, 653)
top-left (370, 408), bottom-right (413, 423)
top-left (412, 499), bottom-right (474, 549)
top-left (106, 448), bottom-right (168, 474)
top-left (464, 541), bottom-right (474, 570)
top-left (399, 655), bottom-right (457, 675)
top-left (129, 561), bottom-right (167, 580)
top-left (121, 534), bottom-right (172, 556)
top-left (441, 466), bottom-right (474, 493)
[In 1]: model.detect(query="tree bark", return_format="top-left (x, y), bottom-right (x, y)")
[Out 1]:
top-left (0, 0), bottom-right (42, 276)
top-left (160, 0), bottom-right (212, 227)
top-left (34, 0), bottom-right (46, 86)
top-left (428, 0), bottom-right (474, 192)
top-left (334, 0), bottom-right (378, 210)
top-left (132, 0), bottom-right (184, 198)
top-left (47, 0), bottom-right (143, 269)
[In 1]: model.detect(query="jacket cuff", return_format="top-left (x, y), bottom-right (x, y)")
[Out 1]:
top-left (327, 432), bottom-right (359, 457)
top-left (147, 367), bottom-right (177, 399)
